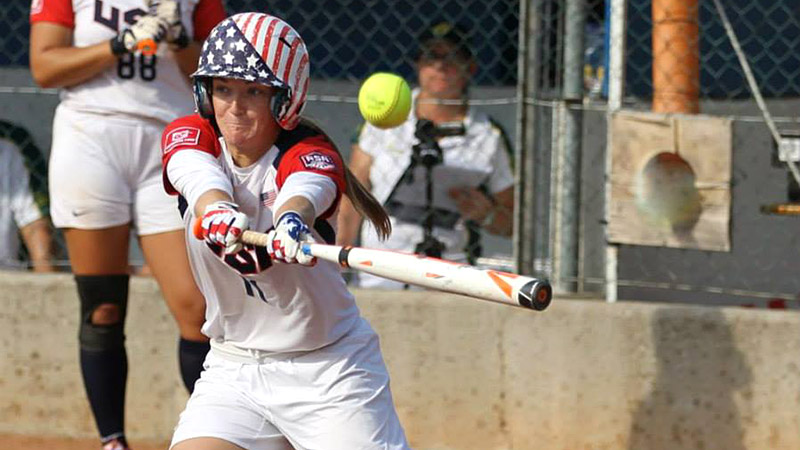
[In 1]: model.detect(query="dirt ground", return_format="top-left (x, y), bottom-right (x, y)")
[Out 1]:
top-left (0, 434), bottom-right (170, 449)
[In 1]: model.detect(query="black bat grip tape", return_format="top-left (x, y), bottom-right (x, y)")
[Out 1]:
top-left (337, 246), bottom-right (353, 268)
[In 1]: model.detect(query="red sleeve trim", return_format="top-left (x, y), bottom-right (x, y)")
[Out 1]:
top-left (161, 114), bottom-right (221, 195)
top-left (192, 0), bottom-right (226, 41)
top-left (275, 136), bottom-right (347, 219)
top-left (30, 0), bottom-right (75, 28)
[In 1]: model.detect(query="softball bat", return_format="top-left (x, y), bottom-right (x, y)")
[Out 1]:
top-left (760, 203), bottom-right (800, 215)
top-left (240, 230), bottom-right (552, 311)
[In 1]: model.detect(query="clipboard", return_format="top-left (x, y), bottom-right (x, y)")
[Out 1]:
top-left (383, 163), bottom-right (488, 229)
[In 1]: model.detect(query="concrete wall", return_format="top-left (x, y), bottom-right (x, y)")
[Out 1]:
top-left (1, 271), bottom-right (799, 449)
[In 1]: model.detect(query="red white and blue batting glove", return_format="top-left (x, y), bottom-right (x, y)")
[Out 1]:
top-left (148, 0), bottom-right (189, 49)
top-left (266, 211), bottom-right (317, 266)
top-left (200, 201), bottom-right (249, 255)
top-left (110, 14), bottom-right (168, 55)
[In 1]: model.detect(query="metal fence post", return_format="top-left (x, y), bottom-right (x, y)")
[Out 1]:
top-left (514, 0), bottom-right (541, 275)
top-left (605, 0), bottom-right (628, 302)
top-left (553, 0), bottom-right (586, 293)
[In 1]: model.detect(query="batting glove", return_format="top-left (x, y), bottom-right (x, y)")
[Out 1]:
top-left (110, 15), bottom-right (168, 55)
top-left (148, 0), bottom-right (189, 49)
top-left (266, 211), bottom-right (317, 266)
top-left (200, 201), bottom-right (249, 255)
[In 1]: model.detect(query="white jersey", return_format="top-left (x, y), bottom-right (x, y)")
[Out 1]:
top-left (357, 89), bottom-right (514, 264)
top-left (31, 0), bottom-right (225, 123)
top-left (163, 115), bottom-right (358, 354)
top-left (0, 123), bottom-right (48, 269)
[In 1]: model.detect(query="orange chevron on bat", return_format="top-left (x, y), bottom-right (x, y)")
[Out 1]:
top-left (487, 270), bottom-right (513, 298)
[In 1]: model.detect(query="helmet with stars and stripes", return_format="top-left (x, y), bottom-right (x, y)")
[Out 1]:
top-left (192, 13), bottom-right (310, 130)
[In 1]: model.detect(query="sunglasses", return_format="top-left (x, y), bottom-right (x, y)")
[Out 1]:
top-left (417, 48), bottom-right (471, 65)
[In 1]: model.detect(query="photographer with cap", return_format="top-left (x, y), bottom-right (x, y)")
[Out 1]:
top-left (338, 21), bottom-right (515, 289)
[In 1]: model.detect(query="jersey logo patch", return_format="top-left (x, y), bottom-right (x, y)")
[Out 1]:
top-left (301, 152), bottom-right (336, 171)
top-left (165, 127), bottom-right (201, 153)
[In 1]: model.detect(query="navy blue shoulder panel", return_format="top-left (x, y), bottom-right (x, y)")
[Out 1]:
top-left (271, 122), bottom-right (327, 169)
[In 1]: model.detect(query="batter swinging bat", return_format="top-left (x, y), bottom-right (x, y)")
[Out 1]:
top-left (240, 230), bottom-right (552, 311)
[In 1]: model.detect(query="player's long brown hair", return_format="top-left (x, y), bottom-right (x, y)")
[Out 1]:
top-left (300, 118), bottom-right (391, 240)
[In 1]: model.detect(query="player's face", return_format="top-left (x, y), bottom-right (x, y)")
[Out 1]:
top-left (212, 78), bottom-right (280, 159)
top-left (417, 41), bottom-right (473, 98)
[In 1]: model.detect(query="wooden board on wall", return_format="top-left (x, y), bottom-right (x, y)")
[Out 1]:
top-left (608, 111), bottom-right (732, 251)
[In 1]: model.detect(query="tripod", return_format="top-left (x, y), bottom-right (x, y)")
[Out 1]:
top-left (410, 119), bottom-right (446, 258)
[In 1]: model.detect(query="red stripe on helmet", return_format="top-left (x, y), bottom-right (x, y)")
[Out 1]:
top-left (271, 25), bottom-right (291, 80)
top-left (239, 12), bottom-right (254, 33)
top-left (248, 14), bottom-right (268, 53)
top-left (282, 36), bottom-right (301, 83)
top-left (261, 18), bottom-right (279, 61)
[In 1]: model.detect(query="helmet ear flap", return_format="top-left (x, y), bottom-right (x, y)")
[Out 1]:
top-left (193, 78), bottom-right (214, 119)
top-left (270, 88), bottom-right (290, 126)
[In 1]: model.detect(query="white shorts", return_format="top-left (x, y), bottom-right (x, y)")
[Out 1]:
top-left (170, 318), bottom-right (409, 450)
top-left (49, 105), bottom-right (183, 235)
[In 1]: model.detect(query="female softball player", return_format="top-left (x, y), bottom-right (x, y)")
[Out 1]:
top-left (30, 1), bottom-right (225, 449)
top-left (161, 12), bottom-right (409, 450)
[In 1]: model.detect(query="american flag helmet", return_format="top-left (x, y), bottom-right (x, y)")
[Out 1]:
top-left (192, 13), bottom-right (310, 130)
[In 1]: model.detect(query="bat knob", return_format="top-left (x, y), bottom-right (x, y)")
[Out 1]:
top-left (192, 218), bottom-right (204, 240)
top-left (517, 280), bottom-right (552, 311)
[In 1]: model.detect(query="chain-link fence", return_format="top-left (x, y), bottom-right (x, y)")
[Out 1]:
top-left (2, 0), bottom-right (800, 307)
top-left (626, 0), bottom-right (800, 100)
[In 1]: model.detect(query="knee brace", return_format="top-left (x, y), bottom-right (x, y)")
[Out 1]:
top-left (76, 275), bottom-right (130, 352)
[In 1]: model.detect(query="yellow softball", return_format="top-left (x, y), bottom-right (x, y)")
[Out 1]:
top-left (358, 72), bottom-right (412, 129)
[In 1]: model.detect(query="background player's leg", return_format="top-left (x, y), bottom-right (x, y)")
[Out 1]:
top-left (140, 230), bottom-right (209, 393)
top-left (66, 226), bottom-right (131, 274)
top-left (64, 225), bottom-right (132, 449)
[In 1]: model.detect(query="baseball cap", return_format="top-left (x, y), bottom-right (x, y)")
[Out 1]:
top-left (416, 21), bottom-right (473, 61)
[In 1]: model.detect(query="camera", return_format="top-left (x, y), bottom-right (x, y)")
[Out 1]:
top-left (411, 119), bottom-right (466, 167)
top-left (408, 119), bottom-right (466, 258)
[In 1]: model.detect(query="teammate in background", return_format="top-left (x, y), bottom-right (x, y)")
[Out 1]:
top-left (0, 120), bottom-right (54, 272)
top-left (337, 21), bottom-right (516, 289)
top-left (161, 13), bottom-right (409, 449)
top-left (29, 1), bottom-right (226, 449)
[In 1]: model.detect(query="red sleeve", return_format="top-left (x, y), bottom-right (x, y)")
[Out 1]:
top-left (192, 0), bottom-right (226, 41)
top-left (161, 114), bottom-right (221, 195)
top-left (30, 0), bottom-right (75, 28)
top-left (275, 136), bottom-right (348, 219)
